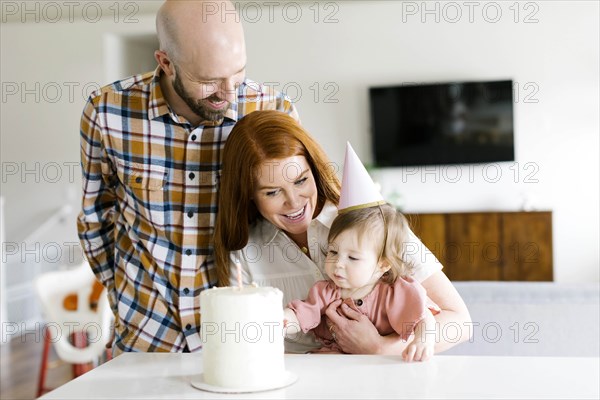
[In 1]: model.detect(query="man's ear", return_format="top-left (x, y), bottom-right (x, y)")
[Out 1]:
top-left (154, 50), bottom-right (175, 77)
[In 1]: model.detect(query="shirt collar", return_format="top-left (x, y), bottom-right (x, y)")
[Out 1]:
top-left (315, 201), bottom-right (338, 229)
top-left (148, 66), bottom-right (170, 121)
top-left (147, 66), bottom-right (239, 125)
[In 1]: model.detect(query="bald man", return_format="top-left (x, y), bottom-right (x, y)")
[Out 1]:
top-left (78, 0), bottom-right (298, 355)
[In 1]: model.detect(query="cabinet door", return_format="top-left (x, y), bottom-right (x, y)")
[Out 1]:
top-left (405, 213), bottom-right (447, 276)
top-left (501, 212), bottom-right (553, 281)
top-left (446, 213), bottom-right (502, 281)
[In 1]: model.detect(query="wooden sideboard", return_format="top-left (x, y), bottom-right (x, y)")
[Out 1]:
top-left (405, 211), bottom-right (553, 281)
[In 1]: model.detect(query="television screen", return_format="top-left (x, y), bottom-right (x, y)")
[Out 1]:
top-left (370, 80), bottom-right (514, 167)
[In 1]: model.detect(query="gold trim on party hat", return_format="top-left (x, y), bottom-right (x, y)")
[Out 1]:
top-left (338, 142), bottom-right (386, 214)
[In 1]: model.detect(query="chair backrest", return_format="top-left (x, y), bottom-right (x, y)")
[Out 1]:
top-left (34, 262), bottom-right (113, 363)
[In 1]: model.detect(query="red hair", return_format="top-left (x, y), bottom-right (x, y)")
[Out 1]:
top-left (213, 110), bottom-right (340, 286)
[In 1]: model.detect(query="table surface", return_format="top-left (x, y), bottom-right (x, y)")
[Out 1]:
top-left (41, 353), bottom-right (600, 399)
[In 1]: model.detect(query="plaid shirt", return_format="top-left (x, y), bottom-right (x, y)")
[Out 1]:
top-left (77, 67), bottom-right (297, 353)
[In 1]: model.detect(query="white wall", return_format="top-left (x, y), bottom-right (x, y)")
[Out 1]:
top-left (0, 9), bottom-right (160, 327)
top-left (0, 1), bottom-right (598, 282)
top-left (243, 1), bottom-right (600, 283)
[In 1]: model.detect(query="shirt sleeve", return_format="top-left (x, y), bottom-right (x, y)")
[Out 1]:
top-left (269, 81), bottom-right (299, 123)
top-left (76, 96), bottom-right (118, 310)
top-left (426, 297), bottom-right (441, 315)
top-left (386, 277), bottom-right (430, 340)
top-left (287, 281), bottom-right (335, 333)
top-left (404, 228), bottom-right (444, 282)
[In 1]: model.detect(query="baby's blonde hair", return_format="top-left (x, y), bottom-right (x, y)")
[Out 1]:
top-left (327, 204), bottom-right (414, 284)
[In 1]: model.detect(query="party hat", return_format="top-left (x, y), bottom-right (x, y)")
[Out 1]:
top-left (338, 142), bottom-right (386, 213)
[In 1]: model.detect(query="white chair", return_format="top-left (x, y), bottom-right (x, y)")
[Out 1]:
top-left (34, 262), bottom-right (113, 397)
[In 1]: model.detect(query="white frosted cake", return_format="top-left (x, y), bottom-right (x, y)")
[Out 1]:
top-left (200, 286), bottom-right (286, 390)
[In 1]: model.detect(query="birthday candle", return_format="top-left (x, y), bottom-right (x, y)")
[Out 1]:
top-left (236, 260), bottom-right (242, 289)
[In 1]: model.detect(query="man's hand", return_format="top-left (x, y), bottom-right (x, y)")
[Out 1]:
top-left (106, 324), bottom-right (115, 349)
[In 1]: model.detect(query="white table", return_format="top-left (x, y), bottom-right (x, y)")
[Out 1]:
top-left (41, 353), bottom-right (600, 399)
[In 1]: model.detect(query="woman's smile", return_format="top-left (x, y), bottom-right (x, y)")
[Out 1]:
top-left (282, 205), bottom-right (307, 222)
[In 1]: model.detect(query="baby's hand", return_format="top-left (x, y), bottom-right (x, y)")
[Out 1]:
top-left (283, 308), bottom-right (300, 336)
top-left (402, 337), bottom-right (434, 362)
top-left (402, 312), bottom-right (436, 362)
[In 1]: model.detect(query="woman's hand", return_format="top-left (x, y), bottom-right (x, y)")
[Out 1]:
top-left (325, 300), bottom-right (385, 354)
top-left (325, 270), bottom-right (472, 355)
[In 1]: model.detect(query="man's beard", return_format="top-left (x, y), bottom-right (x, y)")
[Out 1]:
top-left (173, 73), bottom-right (230, 122)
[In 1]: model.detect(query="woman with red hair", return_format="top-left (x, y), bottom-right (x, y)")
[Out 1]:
top-left (214, 110), bottom-right (471, 354)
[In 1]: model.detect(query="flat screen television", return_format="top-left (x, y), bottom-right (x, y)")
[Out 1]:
top-left (370, 80), bottom-right (514, 167)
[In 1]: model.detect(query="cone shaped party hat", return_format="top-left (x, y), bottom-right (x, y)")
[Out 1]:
top-left (338, 142), bottom-right (386, 213)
